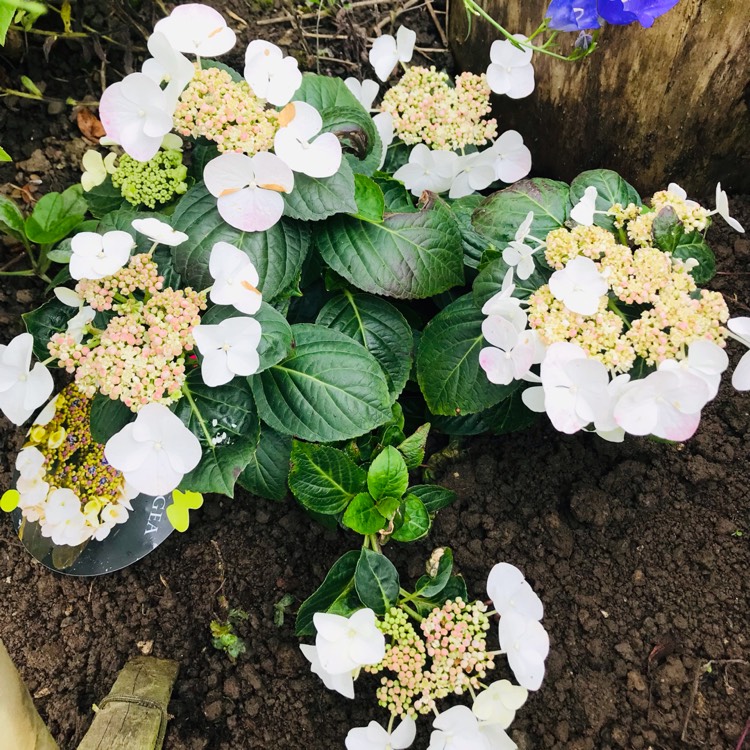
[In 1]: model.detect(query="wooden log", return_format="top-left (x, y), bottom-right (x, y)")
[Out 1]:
top-left (448, 0), bottom-right (750, 196)
top-left (0, 639), bottom-right (59, 750)
top-left (77, 656), bottom-right (179, 750)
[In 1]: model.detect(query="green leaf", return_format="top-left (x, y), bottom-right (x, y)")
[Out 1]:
top-left (251, 324), bottom-right (393, 443)
top-left (0, 193), bottom-right (26, 242)
top-left (569, 169), bottom-right (641, 232)
top-left (0, 145), bottom-right (11, 162)
top-left (188, 139), bottom-right (220, 181)
top-left (452, 194), bottom-right (489, 269)
top-left (22, 298), bottom-right (73, 361)
top-left (84, 178), bottom-right (128, 219)
top-left (397, 423), bottom-right (430, 470)
top-left (316, 292), bottom-right (412, 397)
top-left (319, 106), bottom-right (382, 176)
top-left (342, 492), bottom-right (386, 534)
top-left (416, 548), bottom-right (453, 597)
top-left (409, 484), bottom-right (457, 513)
top-left (283, 159), bottom-right (358, 221)
top-left (355, 548), bottom-right (399, 615)
top-left (288, 441), bottom-right (366, 514)
top-left (89, 394), bottom-right (135, 444)
top-left (295, 549), bottom-right (361, 636)
top-left (25, 186), bottom-right (87, 245)
top-left (373, 176), bottom-right (415, 213)
top-left (0, 5), bottom-right (11, 46)
top-left (367, 446), bottom-right (408, 501)
top-left (391, 495), bottom-right (430, 542)
top-left (20, 75), bottom-right (42, 97)
top-left (375, 495), bottom-right (401, 518)
top-left (352, 174), bottom-right (385, 222)
top-left (201, 302), bottom-right (293, 374)
top-left (417, 294), bottom-right (517, 416)
top-left (170, 184), bottom-right (311, 300)
top-left (316, 194), bottom-right (463, 299)
top-left (473, 256), bottom-right (549, 308)
top-left (472, 178), bottom-right (570, 248)
top-left (237, 423), bottom-right (292, 501)
top-left (673, 231), bottom-right (716, 284)
top-left (434, 389), bottom-right (535, 436)
top-left (173, 372), bottom-right (261, 497)
top-left (436, 574), bottom-right (468, 604)
top-left (651, 206), bottom-right (683, 253)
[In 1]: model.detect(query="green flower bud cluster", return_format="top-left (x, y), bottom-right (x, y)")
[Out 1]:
top-left (111, 149), bottom-right (188, 209)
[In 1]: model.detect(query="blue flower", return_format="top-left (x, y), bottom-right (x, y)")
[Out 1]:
top-left (546, 0), bottom-right (680, 30)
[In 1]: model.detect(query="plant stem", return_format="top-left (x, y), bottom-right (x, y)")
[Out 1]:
top-left (607, 297), bottom-right (631, 329)
top-left (399, 601), bottom-right (423, 622)
top-left (0, 269), bottom-right (35, 276)
top-left (181, 382), bottom-right (212, 446)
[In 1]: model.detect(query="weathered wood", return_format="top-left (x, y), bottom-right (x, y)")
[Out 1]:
top-left (0, 639), bottom-right (59, 750)
top-left (77, 656), bottom-right (179, 750)
top-left (449, 0), bottom-right (750, 196)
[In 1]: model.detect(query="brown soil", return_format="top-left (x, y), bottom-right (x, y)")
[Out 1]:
top-left (1, 3), bottom-right (749, 749)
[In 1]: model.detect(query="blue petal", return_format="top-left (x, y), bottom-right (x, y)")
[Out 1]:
top-left (546, 0), bottom-right (601, 31)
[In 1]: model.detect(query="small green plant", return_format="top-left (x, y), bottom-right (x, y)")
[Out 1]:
top-left (731, 529), bottom-right (744, 538)
top-left (0, 0), bottom-right (46, 46)
top-left (210, 608), bottom-right (249, 661)
top-left (0, 146), bottom-right (10, 162)
top-left (274, 594), bottom-right (295, 627)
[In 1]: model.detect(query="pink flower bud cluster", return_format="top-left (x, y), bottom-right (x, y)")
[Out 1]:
top-left (367, 600), bottom-right (494, 719)
top-left (48, 287), bottom-right (206, 412)
top-left (381, 66), bottom-right (497, 151)
top-left (76, 253), bottom-right (163, 311)
top-left (173, 66), bottom-right (279, 154)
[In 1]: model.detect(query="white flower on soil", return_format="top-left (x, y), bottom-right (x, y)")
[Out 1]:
top-left (498, 612), bottom-right (550, 691)
top-left (0, 333), bottom-right (54, 426)
top-left (345, 717), bottom-right (417, 750)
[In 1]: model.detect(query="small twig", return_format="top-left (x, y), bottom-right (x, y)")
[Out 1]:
top-left (424, 0), bottom-right (448, 46)
top-left (375, 0), bottom-right (422, 32)
top-left (317, 56), bottom-right (360, 68)
top-left (225, 9), bottom-right (249, 27)
top-left (736, 717), bottom-right (750, 750)
top-left (302, 31), bottom-right (349, 39)
top-left (257, 0), bottom-right (398, 24)
top-left (210, 539), bottom-right (226, 599)
top-left (87, 579), bottom-right (95, 603)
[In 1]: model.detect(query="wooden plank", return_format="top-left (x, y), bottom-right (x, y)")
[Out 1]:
top-left (77, 656), bottom-right (179, 750)
top-left (0, 639), bottom-right (59, 750)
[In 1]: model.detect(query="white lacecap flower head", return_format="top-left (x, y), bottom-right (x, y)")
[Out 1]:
top-left (69, 230), bottom-right (135, 281)
top-left (498, 612), bottom-right (550, 691)
top-left (448, 149), bottom-right (497, 200)
top-left (131, 218), bottom-right (188, 246)
top-left (99, 73), bottom-right (174, 162)
top-left (104, 402), bottom-right (202, 496)
top-left (486, 34), bottom-right (535, 99)
top-left (0, 333), bottom-right (54, 426)
top-left (153, 3), bottom-right (236, 57)
top-left (204, 151), bottom-right (294, 233)
top-left (369, 26), bottom-right (416, 82)
top-left (345, 717), bottom-right (417, 750)
top-left (274, 101), bottom-right (342, 179)
top-left (244, 40), bottom-right (302, 107)
top-left (313, 608), bottom-right (386, 675)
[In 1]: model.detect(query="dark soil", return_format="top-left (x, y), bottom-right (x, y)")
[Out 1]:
top-left (1, 3), bottom-right (749, 749)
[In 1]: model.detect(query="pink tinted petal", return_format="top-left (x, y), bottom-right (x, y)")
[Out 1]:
top-left (653, 405), bottom-right (702, 442)
top-left (479, 347), bottom-right (514, 385)
top-left (217, 187), bottom-right (285, 233)
top-left (252, 152), bottom-right (294, 193)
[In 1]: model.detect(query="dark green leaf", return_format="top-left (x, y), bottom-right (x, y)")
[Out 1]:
top-left (89, 394), bottom-right (135, 444)
top-left (316, 292), bottom-right (412, 397)
top-left (409, 484), bottom-right (457, 513)
top-left (673, 231), bottom-right (716, 284)
top-left (84, 178), bottom-right (127, 218)
top-left (25, 186), bottom-right (87, 245)
top-left (251, 324), bottom-right (393, 443)
top-left (237, 423), bottom-right (292, 501)
top-left (22, 298), bottom-right (73, 361)
top-left (283, 159), bottom-right (358, 221)
top-left (173, 372), bottom-right (261, 497)
top-left (367, 446), bottom-right (408, 501)
top-left (452, 194), bottom-right (489, 269)
top-left (316, 194), bottom-right (463, 299)
top-left (396, 423), bottom-right (430, 470)
top-left (288, 441), bottom-right (366, 514)
top-left (188, 140), bottom-right (220, 181)
top-left (373, 176), bottom-right (415, 213)
top-left (417, 294), bottom-right (516, 416)
top-left (342, 492), bottom-right (386, 534)
top-left (355, 548), bottom-right (399, 615)
top-left (352, 174), bottom-right (385, 222)
top-left (171, 184), bottom-right (310, 300)
top-left (472, 178), bottom-right (569, 248)
top-left (569, 169), bottom-right (641, 232)
top-left (391, 495), bottom-right (430, 542)
top-left (651, 206), bottom-right (683, 253)
top-left (295, 549), bottom-right (361, 636)
top-left (318, 106), bottom-right (382, 176)
top-left (416, 548), bottom-right (453, 597)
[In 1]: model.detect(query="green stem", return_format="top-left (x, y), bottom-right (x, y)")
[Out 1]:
top-left (399, 601), bottom-right (423, 623)
top-left (367, 533), bottom-right (381, 553)
top-left (182, 382), bottom-right (212, 446)
top-left (617, 226), bottom-right (629, 245)
top-left (0, 269), bottom-right (35, 276)
top-left (607, 297), bottom-right (631, 330)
